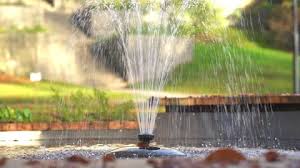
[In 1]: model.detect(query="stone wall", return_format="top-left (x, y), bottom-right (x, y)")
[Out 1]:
top-left (0, 5), bottom-right (194, 88)
top-left (0, 6), bottom-right (44, 28)
top-left (0, 4), bottom-right (88, 84)
top-left (36, 34), bottom-right (85, 84)
top-left (0, 33), bottom-right (39, 76)
top-left (0, 32), bottom-right (193, 87)
top-left (0, 34), bottom-right (86, 85)
top-left (0, 5), bottom-right (44, 76)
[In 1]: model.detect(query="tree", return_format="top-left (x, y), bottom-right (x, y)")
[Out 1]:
top-left (237, 0), bottom-right (298, 50)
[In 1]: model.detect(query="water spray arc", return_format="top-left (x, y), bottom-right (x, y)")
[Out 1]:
top-left (82, 0), bottom-right (197, 157)
top-left (294, 0), bottom-right (300, 93)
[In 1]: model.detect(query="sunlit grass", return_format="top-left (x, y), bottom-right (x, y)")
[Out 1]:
top-left (167, 42), bottom-right (292, 94)
top-left (0, 25), bottom-right (47, 34)
top-left (0, 81), bottom-right (136, 122)
top-left (0, 81), bottom-right (132, 103)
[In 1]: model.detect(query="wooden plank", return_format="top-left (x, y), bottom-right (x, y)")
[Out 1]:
top-left (159, 95), bottom-right (300, 106)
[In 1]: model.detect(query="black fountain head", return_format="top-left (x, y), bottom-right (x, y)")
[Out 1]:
top-left (103, 133), bottom-right (186, 158)
top-left (138, 134), bottom-right (154, 144)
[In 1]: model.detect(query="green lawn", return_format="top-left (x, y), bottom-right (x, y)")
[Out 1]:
top-left (0, 81), bottom-right (132, 103)
top-left (167, 42), bottom-right (293, 94)
top-left (0, 82), bottom-right (135, 122)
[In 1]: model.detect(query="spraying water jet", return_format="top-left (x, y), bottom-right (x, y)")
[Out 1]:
top-left (80, 0), bottom-right (196, 158)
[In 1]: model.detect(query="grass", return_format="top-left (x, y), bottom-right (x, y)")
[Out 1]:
top-left (0, 81), bottom-right (132, 102)
top-left (0, 25), bottom-right (47, 34)
top-left (166, 41), bottom-right (293, 94)
top-left (0, 81), bottom-right (136, 122)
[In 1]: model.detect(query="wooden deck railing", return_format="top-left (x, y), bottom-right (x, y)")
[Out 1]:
top-left (159, 94), bottom-right (300, 113)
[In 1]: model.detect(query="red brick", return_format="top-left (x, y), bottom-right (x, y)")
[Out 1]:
top-left (122, 121), bottom-right (138, 129)
top-left (108, 121), bottom-right (122, 129)
top-left (90, 121), bottom-right (108, 130)
top-left (16, 123), bottom-right (32, 131)
top-left (49, 122), bottom-right (64, 130)
top-left (32, 123), bottom-right (49, 131)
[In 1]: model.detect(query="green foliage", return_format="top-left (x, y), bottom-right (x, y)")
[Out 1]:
top-left (87, 89), bottom-right (134, 121)
top-left (51, 87), bottom-right (70, 122)
top-left (178, 0), bottom-right (222, 36)
top-left (50, 88), bottom-right (135, 122)
top-left (92, 89), bottom-right (109, 120)
top-left (51, 88), bottom-right (89, 122)
top-left (92, 0), bottom-right (222, 36)
top-left (22, 25), bottom-right (47, 33)
top-left (167, 41), bottom-right (292, 94)
top-left (110, 100), bottom-right (135, 120)
top-left (93, 0), bottom-right (132, 10)
top-left (0, 25), bottom-right (47, 34)
top-left (0, 81), bottom-right (134, 122)
top-left (69, 90), bottom-right (90, 122)
top-left (236, 0), bottom-right (296, 51)
top-left (0, 106), bottom-right (32, 122)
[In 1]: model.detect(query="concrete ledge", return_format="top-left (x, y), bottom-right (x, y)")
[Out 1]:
top-left (0, 130), bottom-right (138, 146)
top-left (155, 111), bottom-right (300, 149)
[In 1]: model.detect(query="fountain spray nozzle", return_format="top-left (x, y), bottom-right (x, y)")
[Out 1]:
top-left (138, 134), bottom-right (154, 147)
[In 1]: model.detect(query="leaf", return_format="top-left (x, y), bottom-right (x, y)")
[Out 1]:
top-left (7, 107), bottom-right (16, 120)
top-left (22, 109), bottom-right (32, 122)
top-left (15, 109), bottom-right (24, 122)
top-left (2, 108), bottom-right (10, 120)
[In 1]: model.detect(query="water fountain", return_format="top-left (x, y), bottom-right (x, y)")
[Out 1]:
top-left (2, 0), bottom-right (300, 165)
top-left (82, 0), bottom-right (198, 158)
top-left (66, 0), bottom-right (300, 159)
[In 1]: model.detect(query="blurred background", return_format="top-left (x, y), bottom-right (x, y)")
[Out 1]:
top-left (0, 0), bottom-right (298, 123)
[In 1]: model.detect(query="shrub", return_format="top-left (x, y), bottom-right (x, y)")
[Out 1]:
top-left (236, 0), bottom-right (295, 51)
top-left (51, 88), bottom-right (135, 122)
top-left (92, 89), bottom-right (109, 120)
top-left (0, 106), bottom-right (32, 122)
top-left (110, 100), bottom-right (135, 120)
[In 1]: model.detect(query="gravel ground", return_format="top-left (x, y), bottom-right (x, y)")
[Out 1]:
top-left (1, 144), bottom-right (300, 160)
top-left (1, 145), bottom-right (300, 168)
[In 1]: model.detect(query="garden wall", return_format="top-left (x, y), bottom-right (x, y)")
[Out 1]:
top-left (0, 32), bottom-right (87, 84)
top-left (0, 33), bottom-right (39, 76)
top-left (0, 5), bottom-right (194, 87)
top-left (0, 6), bottom-right (44, 28)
